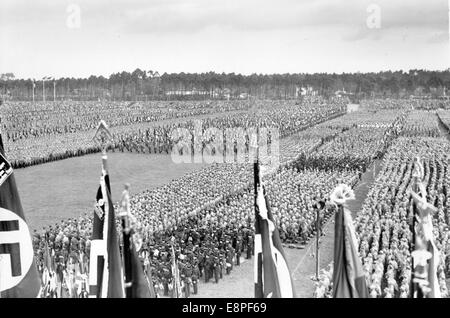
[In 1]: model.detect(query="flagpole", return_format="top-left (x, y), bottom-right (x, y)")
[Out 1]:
top-left (170, 239), bottom-right (180, 298)
top-left (410, 164), bottom-right (423, 298)
top-left (252, 127), bottom-right (262, 298)
top-left (253, 127), bottom-right (260, 226)
top-left (315, 202), bottom-right (320, 280)
top-left (119, 184), bottom-right (133, 298)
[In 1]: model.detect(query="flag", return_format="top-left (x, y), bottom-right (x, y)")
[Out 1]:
top-left (171, 244), bottom-right (182, 298)
top-left (143, 254), bottom-right (157, 298)
top-left (119, 184), bottom-right (153, 298)
top-left (0, 130), bottom-right (41, 298)
top-left (254, 161), bottom-right (296, 298)
top-left (43, 241), bottom-right (54, 273)
top-left (410, 189), bottom-right (441, 298)
top-left (128, 244), bottom-right (152, 298)
top-left (88, 154), bottom-right (124, 298)
top-left (332, 204), bottom-right (369, 298)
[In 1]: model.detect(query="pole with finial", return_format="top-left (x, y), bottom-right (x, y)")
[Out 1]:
top-left (252, 127), bottom-right (264, 298)
top-left (313, 199), bottom-right (326, 281)
top-left (119, 182), bottom-right (133, 298)
top-left (94, 120), bottom-right (133, 298)
top-left (93, 120), bottom-right (113, 175)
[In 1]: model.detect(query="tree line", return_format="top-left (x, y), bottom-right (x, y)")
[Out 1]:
top-left (1, 69), bottom-right (450, 102)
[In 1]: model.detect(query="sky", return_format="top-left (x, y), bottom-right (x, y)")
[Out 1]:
top-left (0, 0), bottom-right (449, 79)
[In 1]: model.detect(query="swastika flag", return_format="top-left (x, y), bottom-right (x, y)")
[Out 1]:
top-left (0, 131), bottom-right (41, 298)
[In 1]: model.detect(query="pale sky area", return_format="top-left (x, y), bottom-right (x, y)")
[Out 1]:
top-left (0, 0), bottom-right (449, 79)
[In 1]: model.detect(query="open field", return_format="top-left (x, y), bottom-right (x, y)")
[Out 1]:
top-left (14, 153), bottom-right (207, 230)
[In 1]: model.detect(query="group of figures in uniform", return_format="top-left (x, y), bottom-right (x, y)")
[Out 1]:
top-left (32, 212), bottom-right (254, 298)
top-left (146, 225), bottom-right (254, 297)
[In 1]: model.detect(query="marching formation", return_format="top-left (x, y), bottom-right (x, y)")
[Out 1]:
top-left (315, 107), bottom-right (450, 298)
top-left (1, 97), bottom-right (450, 298)
top-left (2, 100), bottom-right (252, 168)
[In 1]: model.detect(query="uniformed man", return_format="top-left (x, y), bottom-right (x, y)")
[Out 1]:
top-left (163, 268), bottom-right (170, 296)
top-left (183, 272), bottom-right (191, 298)
top-left (198, 253), bottom-right (204, 278)
top-left (226, 250), bottom-right (232, 275)
top-left (219, 252), bottom-right (224, 279)
top-left (235, 238), bottom-right (242, 266)
top-left (213, 256), bottom-right (220, 283)
top-left (204, 255), bottom-right (211, 283)
top-left (192, 266), bottom-right (199, 295)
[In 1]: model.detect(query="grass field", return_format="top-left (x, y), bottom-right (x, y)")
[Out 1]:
top-left (14, 153), bottom-right (207, 230)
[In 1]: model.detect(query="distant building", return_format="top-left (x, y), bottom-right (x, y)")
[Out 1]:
top-left (165, 88), bottom-right (209, 96)
top-left (334, 88), bottom-right (354, 98)
top-left (296, 86), bottom-right (318, 97)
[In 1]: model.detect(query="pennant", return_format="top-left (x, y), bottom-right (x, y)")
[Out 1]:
top-left (88, 154), bottom-right (124, 298)
top-left (254, 161), bottom-right (296, 298)
top-left (129, 244), bottom-right (152, 298)
top-left (331, 187), bottom-right (369, 299)
top-left (0, 130), bottom-right (41, 298)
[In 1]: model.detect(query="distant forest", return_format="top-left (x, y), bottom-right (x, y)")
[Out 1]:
top-left (1, 69), bottom-right (450, 101)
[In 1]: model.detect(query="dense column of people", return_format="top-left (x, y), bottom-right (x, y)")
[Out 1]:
top-left (3, 99), bottom-right (346, 168)
top-left (16, 97), bottom-right (450, 298)
top-left (314, 111), bottom-right (450, 298)
top-left (30, 107), bottom-right (416, 297)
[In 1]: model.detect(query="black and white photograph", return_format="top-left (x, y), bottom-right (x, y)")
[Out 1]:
top-left (0, 0), bottom-right (450, 302)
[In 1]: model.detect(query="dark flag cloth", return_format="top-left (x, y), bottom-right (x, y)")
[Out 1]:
top-left (332, 204), bottom-right (369, 298)
top-left (0, 131), bottom-right (41, 298)
top-left (88, 154), bottom-right (124, 298)
top-left (129, 245), bottom-right (152, 298)
top-left (254, 161), bottom-right (295, 298)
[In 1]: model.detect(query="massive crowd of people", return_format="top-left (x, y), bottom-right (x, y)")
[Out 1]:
top-left (2, 96), bottom-right (446, 298)
top-left (361, 98), bottom-right (450, 111)
top-left (2, 100), bottom-right (251, 139)
top-left (314, 110), bottom-right (450, 298)
top-left (1, 100), bottom-right (252, 168)
top-left (400, 110), bottom-right (441, 137)
top-left (2, 99), bottom-right (346, 169)
top-left (30, 104), bottom-right (423, 298)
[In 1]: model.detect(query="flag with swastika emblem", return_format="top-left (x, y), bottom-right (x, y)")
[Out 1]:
top-left (88, 153), bottom-right (124, 298)
top-left (0, 131), bottom-right (41, 298)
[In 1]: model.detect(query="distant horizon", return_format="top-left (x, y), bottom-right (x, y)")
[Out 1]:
top-left (3, 67), bottom-right (450, 81)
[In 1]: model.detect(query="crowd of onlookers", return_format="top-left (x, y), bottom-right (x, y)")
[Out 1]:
top-left (361, 98), bottom-right (450, 111)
